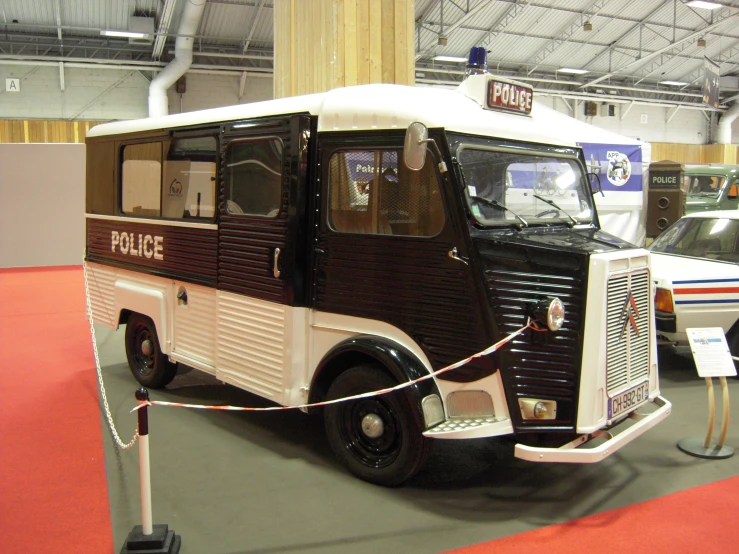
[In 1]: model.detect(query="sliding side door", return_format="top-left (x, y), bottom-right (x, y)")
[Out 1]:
top-left (215, 115), bottom-right (311, 401)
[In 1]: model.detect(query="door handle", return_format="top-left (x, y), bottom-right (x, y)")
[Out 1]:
top-left (176, 287), bottom-right (188, 306)
top-left (273, 247), bottom-right (281, 278)
top-left (448, 247), bottom-right (469, 266)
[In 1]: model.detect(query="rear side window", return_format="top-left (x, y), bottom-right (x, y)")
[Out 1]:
top-left (121, 136), bottom-right (217, 220)
top-left (327, 148), bottom-right (445, 236)
top-left (224, 138), bottom-right (284, 217)
top-left (162, 136), bottom-right (217, 219)
top-left (122, 143), bottom-right (162, 217)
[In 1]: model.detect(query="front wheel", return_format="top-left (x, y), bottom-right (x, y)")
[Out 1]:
top-left (324, 364), bottom-right (433, 486)
top-left (124, 314), bottom-right (178, 388)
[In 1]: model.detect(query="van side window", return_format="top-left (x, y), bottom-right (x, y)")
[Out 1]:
top-left (162, 136), bottom-right (217, 219)
top-left (328, 149), bottom-right (444, 237)
top-left (122, 143), bottom-right (162, 217)
top-left (225, 138), bottom-right (283, 217)
top-left (121, 136), bottom-right (217, 220)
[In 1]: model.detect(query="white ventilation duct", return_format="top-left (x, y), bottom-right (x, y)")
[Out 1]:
top-left (148, 0), bottom-right (207, 117)
top-left (717, 101), bottom-right (739, 144)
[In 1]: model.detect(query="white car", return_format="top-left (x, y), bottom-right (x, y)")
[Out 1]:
top-left (649, 210), bottom-right (739, 357)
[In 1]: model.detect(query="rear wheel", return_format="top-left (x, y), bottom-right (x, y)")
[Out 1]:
top-left (124, 314), bottom-right (178, 388)
top-left (324, 364), bottom-right (433, 487)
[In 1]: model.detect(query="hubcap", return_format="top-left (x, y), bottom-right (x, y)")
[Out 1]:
top-left (141, 339), bottom-right (153, 357)
top-left (337, 397), bottom-right (401, 469)
top-left (131, 324), bottom-right (156, 377)
top-left (361, 413), bottom-right (385, 438)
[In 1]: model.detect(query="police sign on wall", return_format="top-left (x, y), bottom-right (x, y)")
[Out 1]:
top-left (5, 78), bottom-right (20, 92)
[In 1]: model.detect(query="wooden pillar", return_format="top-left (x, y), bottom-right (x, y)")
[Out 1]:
top-left (274, 0), bottom-right (414, 99)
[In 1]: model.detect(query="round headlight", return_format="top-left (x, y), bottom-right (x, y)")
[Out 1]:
top-left (547, 298), bottom-right (565, 331)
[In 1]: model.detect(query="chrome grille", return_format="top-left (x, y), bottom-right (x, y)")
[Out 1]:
top-left (606, 270), bottom-right (651, 393)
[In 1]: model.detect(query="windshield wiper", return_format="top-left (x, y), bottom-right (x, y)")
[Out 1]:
top-left (533, 194), bottom-right (580, 227)
top-left (470, 195), bottom-right (528, 228)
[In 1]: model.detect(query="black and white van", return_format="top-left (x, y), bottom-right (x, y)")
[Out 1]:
top-left (85, 73), bottom-right (671, 485)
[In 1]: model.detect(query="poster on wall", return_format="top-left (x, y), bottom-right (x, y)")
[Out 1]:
top-left (703, 57), bottom-right (720, 109)
top-left (578, 143), bottom-right (643, 192)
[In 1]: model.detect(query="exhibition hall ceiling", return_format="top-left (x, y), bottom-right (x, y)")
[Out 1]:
top-left (2, 0), bottom-right (739, 109)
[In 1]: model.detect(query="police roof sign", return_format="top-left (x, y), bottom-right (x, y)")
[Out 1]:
top-left (5, 78), bottom-right (20, 92)
top-left (486, 78), bottom-right (533, 116)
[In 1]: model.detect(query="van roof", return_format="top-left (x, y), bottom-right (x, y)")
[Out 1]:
top-left (684, 164), bottom-right (739, 175)
top-left (87, 77), bottom-right (581, 149)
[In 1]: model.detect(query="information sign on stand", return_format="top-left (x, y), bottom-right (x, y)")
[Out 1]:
top-left (677, 328), bottom-right (735, 459)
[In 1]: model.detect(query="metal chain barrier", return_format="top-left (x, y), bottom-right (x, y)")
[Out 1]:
top-left (83, 253), bottom-right (139, 450)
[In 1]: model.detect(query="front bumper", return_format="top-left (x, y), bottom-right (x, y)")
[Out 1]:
top-left (514, 396), bottom-right (671, 463)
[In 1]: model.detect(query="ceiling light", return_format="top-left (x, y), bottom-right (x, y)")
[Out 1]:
top-left (100, 30), bottom-right (148, 39)
top-left (660, 80), bottom-right (688, 86)
top-left (558, 67), bottom-right (589, 74)
top-left (583, 21), bottom-right (593, 31)
top-left (433, 55), bottom-right (467, 63)
top-left (686, 1), bottom-right (722, 9)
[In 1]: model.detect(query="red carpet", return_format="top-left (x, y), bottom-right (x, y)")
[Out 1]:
top-left (0, 267), bottom-right (113, 553)
top-left (2, 267), bottom-right (738, 554)
top-left (449, 470), bottom-right (739, 554)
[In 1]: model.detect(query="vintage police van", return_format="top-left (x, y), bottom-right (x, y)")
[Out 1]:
top-left (85, 74), bottom-right (671, 486)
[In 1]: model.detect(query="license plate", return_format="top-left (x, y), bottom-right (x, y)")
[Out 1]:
top-left (608, 381), bottom-right (649, 419)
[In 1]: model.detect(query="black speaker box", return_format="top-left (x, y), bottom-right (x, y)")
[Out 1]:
top-left (647, 188), bottom-right (685, 238)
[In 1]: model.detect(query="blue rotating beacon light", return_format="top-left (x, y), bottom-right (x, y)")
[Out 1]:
top-left (466, 46), bottom-right (488, 76)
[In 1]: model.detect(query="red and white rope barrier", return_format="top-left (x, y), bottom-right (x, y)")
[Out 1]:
top-left (134, 319), bottom-right (535, 413)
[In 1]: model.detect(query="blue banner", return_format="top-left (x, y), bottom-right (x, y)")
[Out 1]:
top-left (578, 143), bottom-right (643, 192)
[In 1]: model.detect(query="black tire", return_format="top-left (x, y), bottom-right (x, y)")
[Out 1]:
top-left (124, 313), bottom-right (178, 388)
top-left (324, 364), bottom-right (433, 487)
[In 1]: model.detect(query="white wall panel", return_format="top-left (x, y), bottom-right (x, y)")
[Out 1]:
top-left (0, 67), bottom-right (150, 120)
top-left (538, 96), bottom-right (709, 144)
top-left (166, 73), bottom-right (273, 114)
top-left (0, 144), bottom-right (85, 267)
top-left (0, 66), bottom-right (273, 120)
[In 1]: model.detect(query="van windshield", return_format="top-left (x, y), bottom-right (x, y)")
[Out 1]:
top-left (456, 145), bottom-right (594, 227)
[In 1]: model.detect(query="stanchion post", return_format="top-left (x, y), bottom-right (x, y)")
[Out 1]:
top-left (119, 388), bottom-right (181, 554)
top-left (136, 388), bottom-right (153, 536)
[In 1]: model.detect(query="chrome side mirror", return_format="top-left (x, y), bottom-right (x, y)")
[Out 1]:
top-left (404, 122), bottom-right (429, 171)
